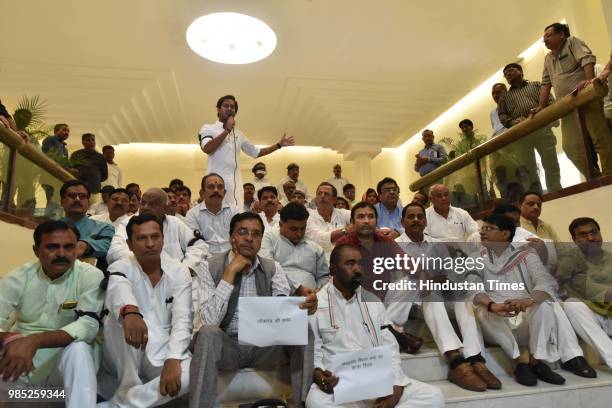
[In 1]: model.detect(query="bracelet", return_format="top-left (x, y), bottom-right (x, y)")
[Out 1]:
top-left (2, 333), bottom-right (24, 348)
top-left (486, 301), bottom-right (495, 312)
top-left (122, 311), bottom-right (144, 319)
top-left (276, 143), bottom-right (282, 149)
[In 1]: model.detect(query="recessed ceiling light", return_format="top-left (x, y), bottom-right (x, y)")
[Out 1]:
top-left (186, 12), bottom-right (277, 64)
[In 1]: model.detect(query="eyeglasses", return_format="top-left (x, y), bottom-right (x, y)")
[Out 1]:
top-left (480, 225), bottom-right (499, 232)
top-left (65, 192), bottom-right (89, 200)
top-left (236, 228), bottom-right (262, 239)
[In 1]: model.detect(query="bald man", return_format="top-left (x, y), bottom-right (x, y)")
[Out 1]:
top-left (106, 188), bottom-right (208, 272)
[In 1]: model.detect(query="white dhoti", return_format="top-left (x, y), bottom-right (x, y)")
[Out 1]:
top-left (99, 316), bottom-right (191, 407)
top-left (562, 299), bottom-right (612, 369)
top-left (477, 301), bottom-right (559, 362)
top-left (551, 302), bottom-right (584, 363)
top-left (386, 300), bottom-right (483, 358)
top-left (305, 380), bottom-right (445, 408)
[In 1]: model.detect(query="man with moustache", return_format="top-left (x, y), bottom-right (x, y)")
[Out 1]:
top-left (279, 163), bottom-right (309, 203)
top-left (190, 212), bottom-right (317, 408)
top-left (280, 179), bottom-right (297, 206)
top-left (175, 186), bottom-right (192, 217)
top-left (0, 221), bottom-right (104, 407)
top-left (261, 202), bottom-right (329, 290)
top-left (60, 180), bottom-right (115, 268)
top-left (162, 188), bottom-right (178, 217)
top-left (258, 185), bottom-right (281, 229)
top-left (91, 187), bottom-right (130, 228)
top-left (335, 202), bottom-right (424, 355)
top-left (243, 182), bottom-right (257, 212)
top-left (394, 203), bottom-right (500, 391)
top-left (374, 177), bottom-right (404, 239)
top-left (99, 215), bottom-right (192, 407)
top-left (70, 133), bottom-right (108, 199)
top-left (518, 191), bottom-right (561, 242)
top-left (498, 63), bottom-right (561, 192)
top-left (185, 173), bottom-right (240, 255)
top-left (199, 95), bottom-right (295, 208)
top-left (305, 244), bottom-right (445, 408)
top-left (414, 129), bottom-right (448, 177)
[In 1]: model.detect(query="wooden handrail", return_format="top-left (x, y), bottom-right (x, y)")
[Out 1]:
top-left (0, 125), bottom-right (75, 182)
top-left (409, 79), bottom-right (609, 192)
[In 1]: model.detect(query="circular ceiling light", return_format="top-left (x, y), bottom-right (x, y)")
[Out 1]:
top-left (186, 12), bottom-right (277, 64)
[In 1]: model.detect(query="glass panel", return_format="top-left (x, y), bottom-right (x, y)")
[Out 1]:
top-left (442, 163), bottom-right (482, 212)
top-left (8, 150), bottom-right (65, 222)
top-left (0, 143), bottom-right (11, 209)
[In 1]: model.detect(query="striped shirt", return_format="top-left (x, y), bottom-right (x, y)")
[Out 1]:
top-left (497, 81), bottom-right (554, 128)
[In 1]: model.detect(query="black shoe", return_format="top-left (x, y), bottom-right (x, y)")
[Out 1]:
top-left (514, 363), bottom-right (537, 386)
top-left (383, 325), bottom-right (423, 354)
top-left (532, 362), bottom-right (566, 385)
top-left (561, 356), bottom-right (597, 378)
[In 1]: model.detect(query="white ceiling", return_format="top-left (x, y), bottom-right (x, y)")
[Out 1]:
top-left (0, 0), bottom-right (564, 157)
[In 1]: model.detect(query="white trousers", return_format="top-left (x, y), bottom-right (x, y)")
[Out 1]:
top-left (551, 301), bottom-right (584, 363)
top-left (563, 299), bottom-right (612, 369)
top-left (305, 380), bottom-right (445, 408)
top-left (477, 301), bottom-right (559, 362)
top-left (99, 316), bottom-right (191, 407)
top-left (0, 341), bottom-right (98, 408)
top-left (386, 300), bottom-right (483, 358)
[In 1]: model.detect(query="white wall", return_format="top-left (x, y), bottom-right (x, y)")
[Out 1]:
top-left (0, 222), bottom-right (35, 275)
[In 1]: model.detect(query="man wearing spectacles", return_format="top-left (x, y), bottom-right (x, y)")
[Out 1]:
top-left (60, 180), bottom-right (115, 269)
top-left (374, 177), bottom-right (404, 240)
top-left (191, 212), bottom-right (317, 407)
top-left (558, 217), bottom-right (612, 372)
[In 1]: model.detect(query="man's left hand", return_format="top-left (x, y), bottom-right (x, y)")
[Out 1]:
top-left (0, 337), bottom-right (37, 381)
top-left (373, 385), bottom-right (404, 408)
top-left (159, 358), bottom-right (182, 397)
top-left (295, 285), bottom-right (318, 315)
top-left (279, 133), bottom-right (295, 147)
top-left (504, 298), bottom-right (534, 313)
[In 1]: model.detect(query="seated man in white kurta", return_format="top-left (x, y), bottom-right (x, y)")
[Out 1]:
top-left (470, 214), bottom-right (594, 387)
top-left (0, 221), bottom-right (104, 408)
top-left (99, 214), bottom-right (192, 407)
top-left (306, 244), bottom-right (445, 408)
top-left (260, 202), bottom-right (329, 289)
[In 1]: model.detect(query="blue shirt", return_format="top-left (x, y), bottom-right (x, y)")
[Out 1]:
top-left (63, 216), bottom-right (115, 261)
top-left (415, 143), bottom-right (447, 176)
top-left (375, 202), bottom-right (404, 234)
top-left (42, 135), bottom-right (69, 159)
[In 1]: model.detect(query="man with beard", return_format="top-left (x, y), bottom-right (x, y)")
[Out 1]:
top-left (199, 95), bottom-right (294, 208)
top-left (260, 202), bottom-right (329, 290)
top-left (335, 202), bottom-right (423, 355)
top-left (91, 188), bottom-right (130, 228)
top-left (394, 203), bottom-right (500, 391)
top-left (472, 215), bottom-right (594, 386)
top-left (60, 180), bottom-right (115, 268)
top-left (0, 221), bottom-right (104, 407)
top-left (305, 244), bottom-right (444, 408)
top-left (99, 214), bottom-right (192, 407)
top-left (258, 186), bottom-right (281, 229)
top-left (190, 212), bottom-right (317, 407)
top-left (558, 217), bottom-right (612, 370)
top-left (185, 173), bottom-right (240, 255)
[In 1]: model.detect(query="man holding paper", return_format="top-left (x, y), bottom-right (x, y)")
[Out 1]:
top-left (307, 244), bottom-right (445, 407)
top-left (190, 212), bottom-right (318, 408)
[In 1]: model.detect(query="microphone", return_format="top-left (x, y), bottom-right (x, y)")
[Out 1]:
top-left (224, 112), bottom-right (235, 132)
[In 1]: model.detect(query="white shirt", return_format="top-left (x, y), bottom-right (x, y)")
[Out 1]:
top-left (326, 176), bottom-right (349, 196)
top-left (250, 177), bottom-right (273, 193)
top-left (184, 202), bottom-right (240, 255)
top-left (260, 212), bottom-right (280, 231)
top-left (305, 208), bottom-right (351, 256)
top-left (106, 255), bottom-right (192, 366)
top-left (107, 215), bottom-right (208, 271)
top-left (490, 107), bottom-right (508, 137)
top-left (311, 282), bottom-right (410, 387)
top-left (87, 202), bottom-right (108, 216)
top-left (199, 121), bottom-right (261, 208)
top-left (199, 252), bottom-right (291, 335)
top-left (278, 177), bottom-right (310, 201)
top-left (90, 213), bottom-right (129, 229)
top-left (106, 162), bottom-right (122, 187)
top-left (425, 206), bottom-right (479, 241)
top-left (260, 228), bottom-right (329, 289)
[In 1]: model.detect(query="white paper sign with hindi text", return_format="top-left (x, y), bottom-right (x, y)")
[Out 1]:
top-left (238, 297), bottom-right (307, 347)
top-left (331, 345), bottom-right (393, 404)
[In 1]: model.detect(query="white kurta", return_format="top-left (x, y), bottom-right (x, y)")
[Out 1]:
top-left (199, 121), bottom-right (261, 209)
top-left (307, 282), bottom-right (444, 408)
top-left (107, 214), bottom-right (208, 272)
top-left (305, 208), bottom-right (351, 257)
top-left (260, 212), bottom-right (280, 231)
top-left (260, 228), bottom-right (329, 289)
top-left (101, 255), bottom-right (192, 406)
top-left (424, 206), bottom-right (478, 241)
top-left (90, 213), bottom-right (129, 229)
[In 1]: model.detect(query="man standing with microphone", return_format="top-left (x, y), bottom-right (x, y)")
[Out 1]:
top-left (199, 95), bottom-right (295, 208)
